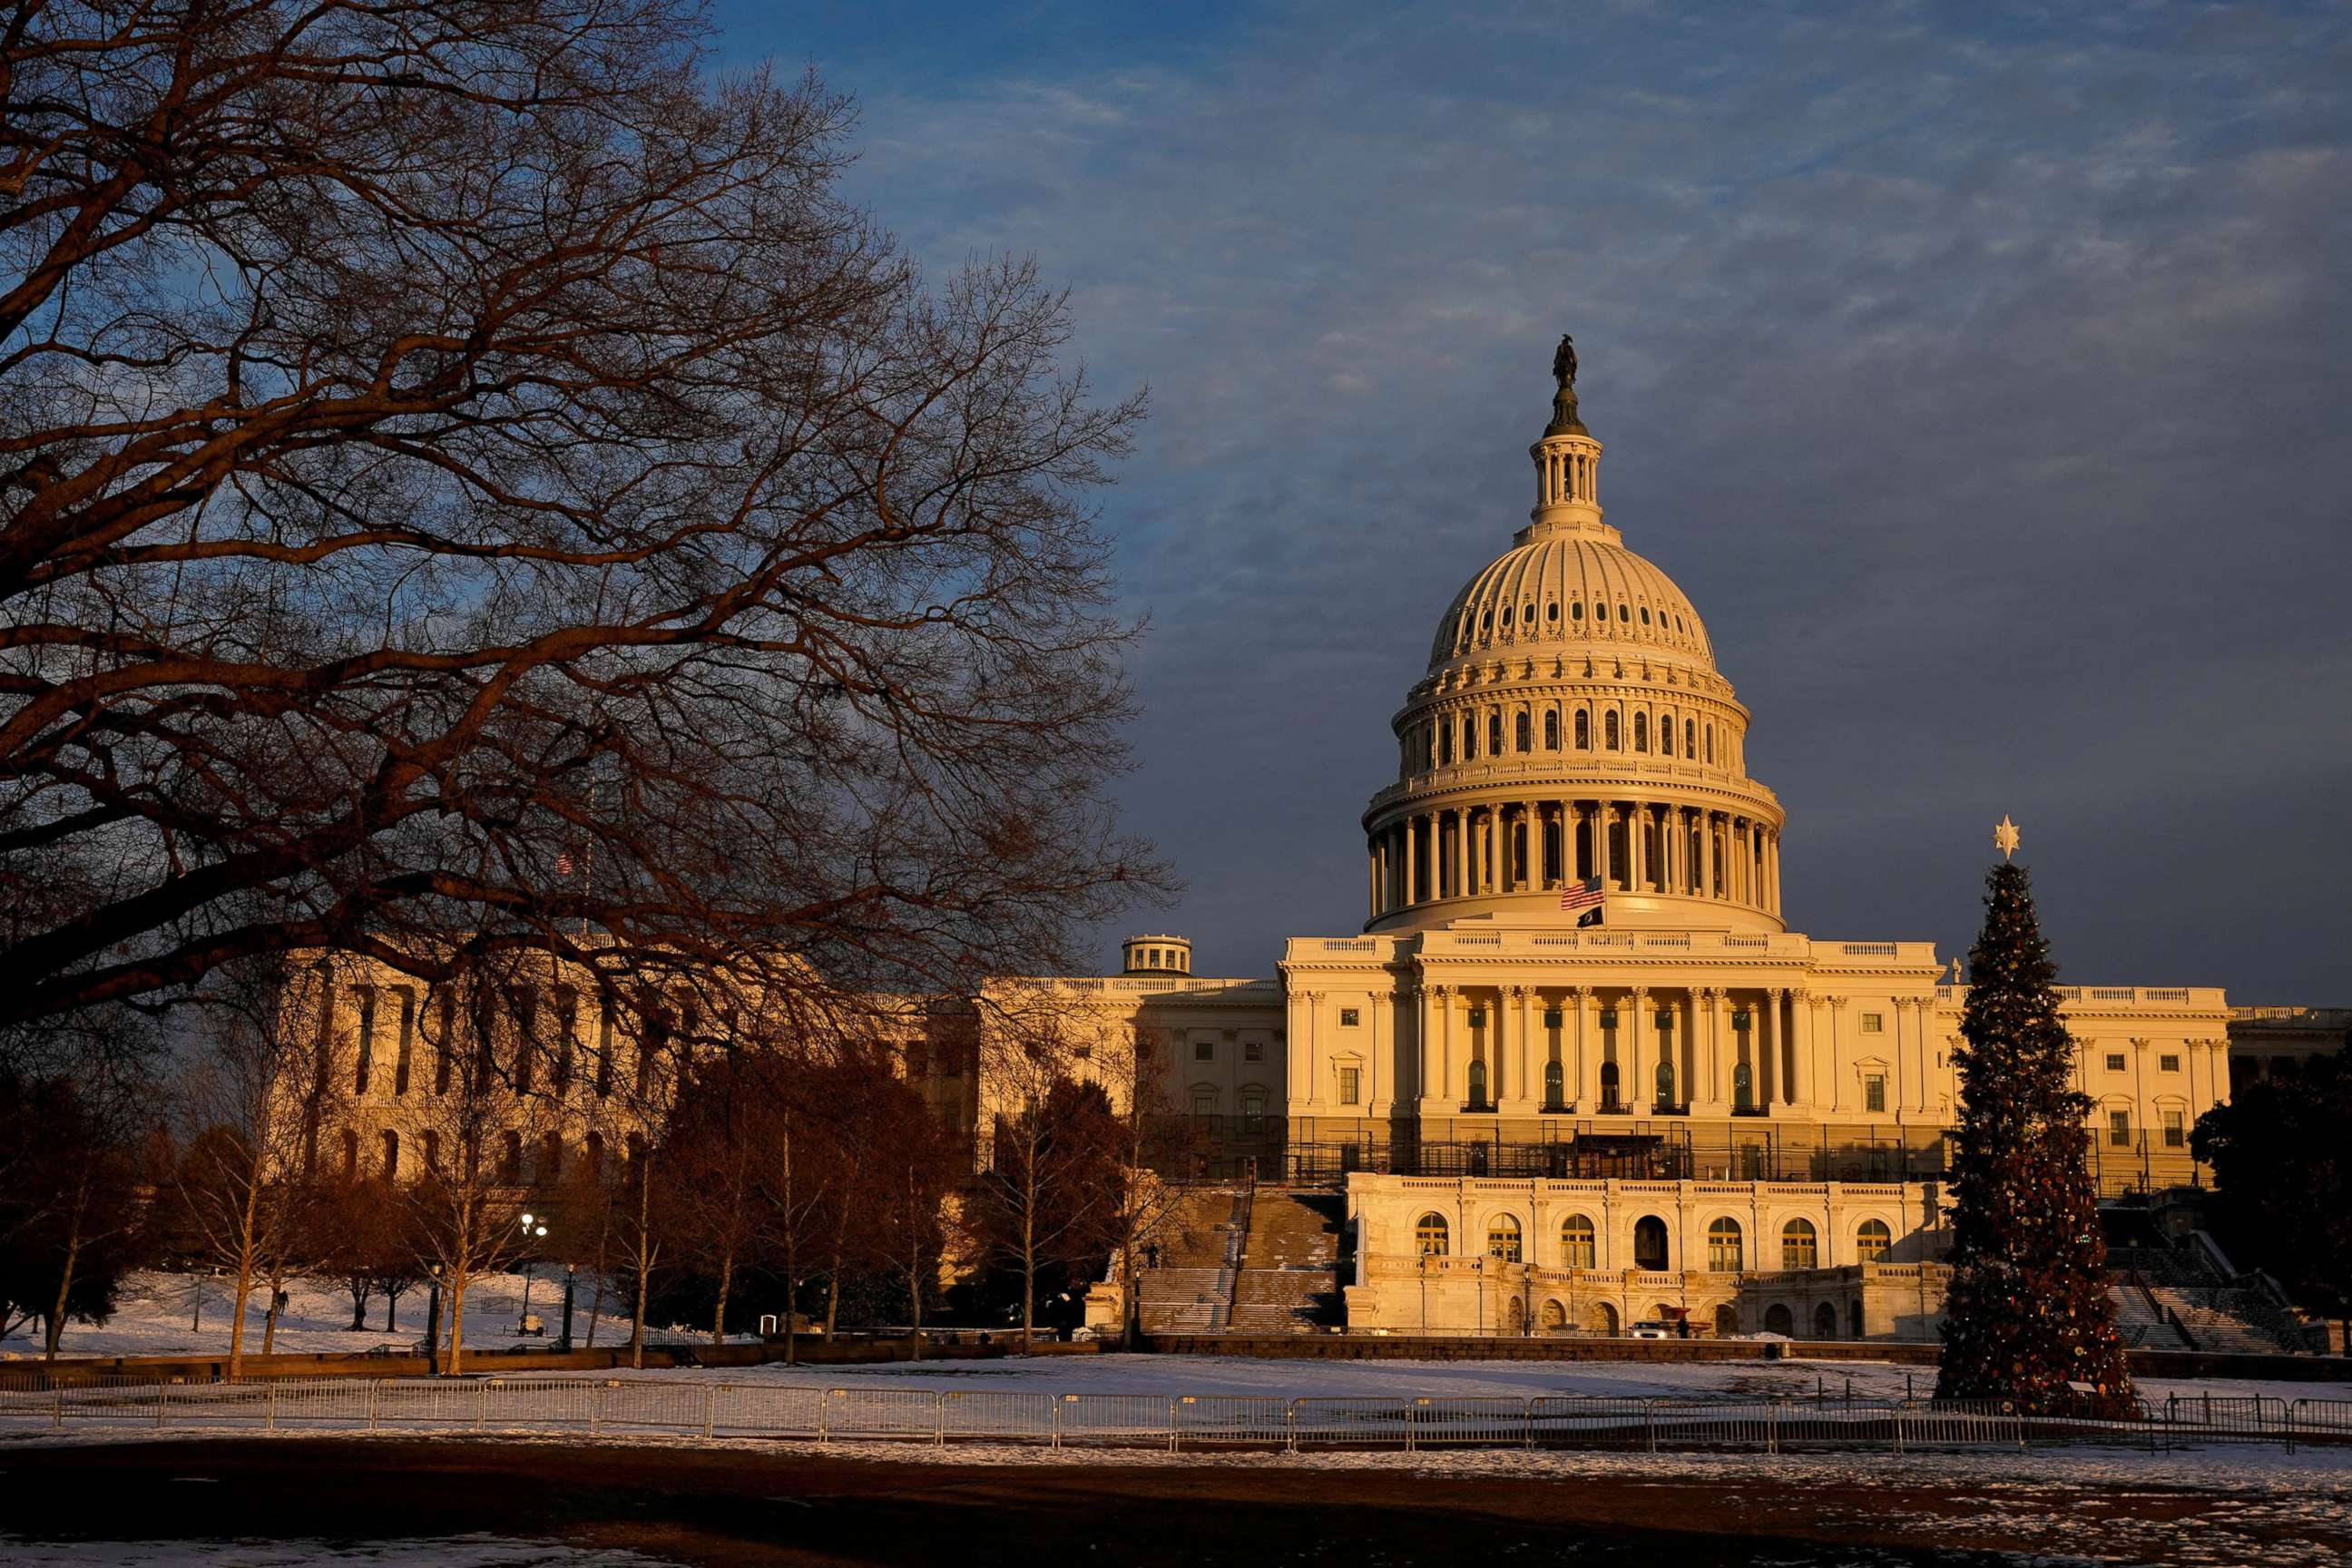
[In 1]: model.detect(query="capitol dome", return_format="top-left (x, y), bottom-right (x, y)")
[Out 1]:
top-left (1430, 531), bottom-right (1715, 674)
top-left (1361, 344), bottom-right (1786, 936)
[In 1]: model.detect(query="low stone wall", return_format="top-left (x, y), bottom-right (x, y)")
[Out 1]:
top-left (2127, 1348), bottom-right (2352, 1384)
top-left (5, 1334), bottom-right (1100, 1387)
top-left (1143, 1333), bottom-right (1942, 1366)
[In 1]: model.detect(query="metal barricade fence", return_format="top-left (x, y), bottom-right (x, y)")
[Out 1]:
top-left (1647, 1400), bottom-right (1781, 1452)
top-left (11, 1375), bottom-right (2352, 1453)
top-left (1289, 1396), bottom-right (1416, 1449)
top-left (938, 1389), bottom-right (1057, 1446)
top-left (1528, 1396), bottom-right (1654, 1451)
top-left (710, 1382), bottom-right (823, 1439)
top-left (2289, 1399), bottom-right (2352, 1437)
top-left (1171, 1394), bottom-right (1288, 1450)
top-left (822, 1387), bottom-right (942, 1443)
top-left (1051, 1392), bottom-right (1172, 1449)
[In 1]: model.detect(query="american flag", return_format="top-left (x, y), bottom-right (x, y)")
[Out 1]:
top-left (1559, 875), bottom-right (1604, 916)
top-left (555, 850), bottom-right (577, 877)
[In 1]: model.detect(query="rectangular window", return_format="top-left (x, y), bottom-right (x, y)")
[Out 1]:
top-left (1864, 1074), bottom-right (1886, 1113)
top-left (1860, 1013), bottom-right (1885, 1034)
top-left (1467, 1007), bottom-right (1486, 1028)
top-left (1191, 1091), bottom-right (1216, 1117)
top-left (1597, 1009), bottom-right (1618, 1031)
top-left (2105, 1053), bottom-right (2126, 1073)
top-left (1338, 1067), bottom-right (1360, 1105)
top-left (1193, 1040), bottom-right (1214, 1062)
top-left (1244, 1041), bottom-right (1263, 1062)
top-left (2160, 1054), bottom-right (2180, 1073)
top-left (1730, 1009), bottom-right (1750, 1034)
top-left (1544, 1009), bottom-right (1563, 1030)
top-left (1338, 1007), bottom-right (1361, 1027)
top-left (2109, 1111), bottom-right (2132, 1147)
top-left (2163, 1110), bottom-right (2185, 1148)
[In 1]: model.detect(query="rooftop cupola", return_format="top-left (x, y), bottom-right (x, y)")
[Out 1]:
top-left (1524, 332), bottom-right (1614, 545)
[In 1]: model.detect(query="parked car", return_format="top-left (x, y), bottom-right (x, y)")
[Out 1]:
top-left (1628, 1322), bottom-right (1672, 1340)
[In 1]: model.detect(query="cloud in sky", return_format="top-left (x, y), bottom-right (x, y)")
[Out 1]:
top-left (722, 1), bottom-right (2352, 996)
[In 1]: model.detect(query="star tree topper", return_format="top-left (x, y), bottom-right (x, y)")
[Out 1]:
top-left (1993, 814), bottom-right (2021, 861)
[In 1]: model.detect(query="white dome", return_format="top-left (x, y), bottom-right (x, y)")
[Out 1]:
top-left (1430, 532), bottom-right (1714, 673)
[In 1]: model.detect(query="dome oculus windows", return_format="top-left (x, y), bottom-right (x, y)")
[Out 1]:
top-left (1570, 602), bottom-right (1584, 622)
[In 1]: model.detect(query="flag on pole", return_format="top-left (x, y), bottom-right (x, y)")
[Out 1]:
top-left (1559, 875), bottom-right (1604, 926)
top-left (555, 850), bottom-right (576, 877)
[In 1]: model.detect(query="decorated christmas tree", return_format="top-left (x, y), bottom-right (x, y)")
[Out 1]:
top-left (1935, 820), bottom-right (2134, 1416)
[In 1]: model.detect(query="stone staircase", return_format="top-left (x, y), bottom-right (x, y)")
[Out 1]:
top-left (2104, 1232), bottom-right (2314, 1355)
top-left (2149, 1284), bottom-right (2300, 1354)
top-left (1227, 1189), bottom-right (1348, 1334)
top-left (1137, 1188), bottom-right (1250, 1335)
top-left (2106, 1281), bottom-right (2191, 1349)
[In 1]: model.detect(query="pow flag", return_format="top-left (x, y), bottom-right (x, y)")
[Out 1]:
top-left (1560, 875), bottom-right (1604, 926)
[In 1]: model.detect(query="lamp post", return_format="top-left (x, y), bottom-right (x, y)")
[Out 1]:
top-left (560, 1263), bottom-right (578, 1352)
top-left (425, 1267), bottom-right (443, 1376)
top-left (518, 1212), bottom-right (549, 1335)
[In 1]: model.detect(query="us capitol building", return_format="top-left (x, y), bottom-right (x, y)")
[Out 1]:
top-left (997, 342), bottom-right (2259, 1340)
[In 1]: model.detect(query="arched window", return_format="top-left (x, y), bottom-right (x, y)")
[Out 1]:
top-left (380, 1130), bottom-right (399, 1181)
top-left (583, 1131), bottom-right (605, 1177)
top-left (540, 1132), bottom-right (564, 1182)
top-left (1705, 723), bottom-right (1715, 763)
top-left (1466, 1058), bottom-right (1489, 1108)
top-left (1654, 1058), bottom-right (1676, 1108)
top-left (1561, 1213), bottom-right (1596, 1269)
top-left (1685, 719), bottom-right (1696, 758)
top-left (1850, 1299), bottom-right (1866, 1337)
top-left (1732, 1060), bottom-right (1753, 1111)
top-left (1415, 1213), bottom-right (1449, 1258)
top-left (1603, 710), bottom-right (1621, 750)
top-left (1633, 712), bottom-right (1649, 751)
top-left (499, 1130), bottom-right (524, 1184)
top-left (1573, 710), bottom-right (1590, 750)
top-left (1632, 1215), bottom-right (1670, 1271)
top-left (1544, 1059), bottom-right (1564, 1108)
top-left (1439, 724), bottom-right (1454, 765)
top-left (1813, 1301), bottom-right (1838, 1339)
top-left (1856, 1220), bottom-right (1892, 1263)
top-left (1514, 711), bottom-right (1531, 752)
top-left (1661, 717), bottom-right (1674, 757)
top-left (423, 1131), bottom-right (442, 1171)
top-left (1599, 1060), bottom-right (1621, 1111)
top-left (1713, 1304), bottom-right (1738, 1338)
top-left (1486, 1214), bottom-right (1523, 1262)
top-left (1462, 715), bottom-right (1476, 760)
top-left (1765, 1303), bottom-right (1795, 1336)
top-left (1487, 711), bottom-right (1504, 755)
top-left (1540, 1298), bottom-right (1568, 1333)
top-left (1544, 710), bottom-right (1559, 750)
top-left (1707, 1218), bottom-right (1744, 1272)
top-left (1781, 1219), bottom-right (1818, 1269)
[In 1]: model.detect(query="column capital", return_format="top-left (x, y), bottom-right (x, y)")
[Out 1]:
top-left (1570, 984), bottom-right (1594, 1000)
top-left (1699, 985), bottom-right (1723, 1001)
top-left (2130, 1036), bottom-right (2151, 1051)
top-left (1767, 986), bottom-right (1788, 1002)
top-left (1628, 985), bottom-right (1650, 1002)
top-left (1825, 995), bottom-right (1847, 1012)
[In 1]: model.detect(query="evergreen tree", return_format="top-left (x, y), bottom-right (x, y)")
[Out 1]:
top-left (1935, 858), bottom-right (2135, 1416)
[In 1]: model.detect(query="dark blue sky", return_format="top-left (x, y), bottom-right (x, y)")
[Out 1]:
top-left (715, 2), bottom-right (2351, 999)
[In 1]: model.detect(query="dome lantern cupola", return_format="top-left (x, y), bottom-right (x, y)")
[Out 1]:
top-left (1525, 332), bottom-right (1611, 544)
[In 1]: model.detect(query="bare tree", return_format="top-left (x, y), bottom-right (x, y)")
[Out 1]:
top-left (969, 1014), bottom-right (1120, 1347)
top-left (1096, 1026), bottom-right (1203, 1350)
top-left (2, 0), bottom-right (1165, 1053)
top-left (171, 957), bottom-right (342, 1377)
top-left (391, 968), bottom-right (554, 1375)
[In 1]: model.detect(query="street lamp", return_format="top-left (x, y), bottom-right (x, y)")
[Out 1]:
top-left (518, 1212), bottom-right (550, 1335)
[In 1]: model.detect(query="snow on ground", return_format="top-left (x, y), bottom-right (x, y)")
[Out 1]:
top-left (0, 1269), bottom-right (692, 1361)
top-left (0, 1536), bottom-right (676, 1566)
top-left (585, 1350), bottom-right (2352, 1410)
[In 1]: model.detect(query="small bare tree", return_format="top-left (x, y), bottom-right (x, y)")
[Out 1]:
top-left (1096, 1026), bottom-right (1204, 1349)
top-left (172, 958), bottom-right (343, 1377)
top-left (392, 971), bottom-right (554, 1375)
top-left (969, 1013), bottom-right (1120, 1347)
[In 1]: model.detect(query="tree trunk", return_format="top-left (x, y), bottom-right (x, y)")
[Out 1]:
top-left (43, 1169), bottom-right (92, 1362)
top-left (348, 1281), bottom-right (371, 1330)
top-left (261, 1258), bottom-right (288, 1353)
top-left (586, 1198), bottom-right (611, 1348)
top-left (906, 1165), bottom-right (924, 1363)
top-left (825, 1181), bottom-right (851, 1342)
top-left (711, 1245), bottom-right (734, 1348)
top-left (383, 1287), bottom-right (401, 1334)
top-left (630, 1153), bottom-right (653, 1371)
top-left (780, 1127), bottom-right (796, 1366)
top-left (446, 1269), bottom-right (469, 1376)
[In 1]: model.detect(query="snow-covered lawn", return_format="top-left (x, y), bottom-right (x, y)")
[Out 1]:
top-left (584, 1349), bottom-right (2351, 1410)
top-left (0, 1269), bottom-right (681, 1361)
